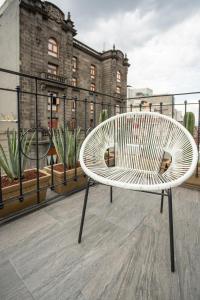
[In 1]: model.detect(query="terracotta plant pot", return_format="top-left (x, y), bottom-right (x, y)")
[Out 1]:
top-left (0, 169), bottom-right (50, 218)
top-left (44, 164), bottom-right (87, 194)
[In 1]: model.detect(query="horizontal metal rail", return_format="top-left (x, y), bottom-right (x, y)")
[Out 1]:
top-left (0, 68), bottom-right (199, 224)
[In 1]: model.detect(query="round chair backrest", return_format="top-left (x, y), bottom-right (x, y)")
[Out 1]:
top-left (80, 112), bottom-right (198, 181)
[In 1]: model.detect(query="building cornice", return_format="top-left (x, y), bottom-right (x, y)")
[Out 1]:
top-left (73, 39), bottom-right (129, 66)
top-left (73, 39), bottom-right (102, 60)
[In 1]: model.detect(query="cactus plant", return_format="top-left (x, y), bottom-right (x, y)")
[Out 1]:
top-left (52, 127), bottom-right (82, 169)
top-left (184, 112), bottom-right (195, 136)
top-left (0, 130), bottom-right (34, 181)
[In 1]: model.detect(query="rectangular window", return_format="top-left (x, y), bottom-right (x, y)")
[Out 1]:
top-left (90, 65), bottom-right (96, 79)
top-left (71, 100), bottom-right (76, 112)
top-left (48, 38), bottom-right (58, 58)
top-left (116, 86), bottom-right (121, 94)
top-left (90, 119), bottom-right (94, 127)
top-left (72, 77), bottom-right (77, 87)
top-left (48, 92), bottom-right (59, 112)
top-left (72, 57), bottom-right (77, 72)
top-left (115, 104), bottom-right (120, 115)
top-left (48, 63), bottom-right (58, 75)
top-left (90, 102), bottom-right (94, 115)
top-left (117, 71), bottom-right (121, 83)
top-left (90, 83), bottom-right (95, 92)
top-left (90, 102), bottom-right (94, 127)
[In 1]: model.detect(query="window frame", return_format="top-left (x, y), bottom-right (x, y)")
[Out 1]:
top-left (116, 86), bottom-right (121, 94)
top-left (48, 38), bottom-right (58, 58)
top-left (72, 77), bottom-right (77, 87)
top-left (90, 64), bottom-right (96, 80)
top-left (90, 83), bottom-right (96, 92)
top-left (115, 104), bottom-right (120, 115)
top-left (90, 102), bottom-right (94, 115)
top-left (71, 100), bottom-right (76, 112)
top-left (72, 56), bottom-right (77, 72)
top-left (48, 92), bottom-right (59, 112)
top-left (117, 70), bottom-right (121, 83)
top-left (48, 63), bottom-right (58, 75)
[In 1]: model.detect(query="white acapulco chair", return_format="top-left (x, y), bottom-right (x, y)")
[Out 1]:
top-left (78, 112), bottom-right (198, 272)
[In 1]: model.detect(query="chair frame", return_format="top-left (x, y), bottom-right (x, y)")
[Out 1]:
top-left (78, 112), bottom-right (198, 273)
top-left (78, 179), bottom-right (175, 272)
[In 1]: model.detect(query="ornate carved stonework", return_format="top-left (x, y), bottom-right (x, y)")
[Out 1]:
top-left (45, 5), bottom-right (64, 24)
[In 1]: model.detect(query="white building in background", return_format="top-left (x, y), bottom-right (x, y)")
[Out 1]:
top-left (174, 109), bottom-right (183, 123)
top-left (127, 88), bottom-right (153, 99)
top-left (127, 87), bottom-right (173, 116)
top-left (127, 88), bottom-right (153, 110)
top-left (127, 87), bottom-right (184, 120)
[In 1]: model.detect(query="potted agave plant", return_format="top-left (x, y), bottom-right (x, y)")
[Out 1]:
top-left (0, 130), bottom-right (50, 218)
top-left (44, 126), bottom-right (87, 194)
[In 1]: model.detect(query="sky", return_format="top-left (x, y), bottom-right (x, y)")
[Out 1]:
top-left (45, 0), bottom-right (200, 96)
top-left (49, 0), bottom-right (200, 121)
top-left (0, 0), bottom-right (200, 113)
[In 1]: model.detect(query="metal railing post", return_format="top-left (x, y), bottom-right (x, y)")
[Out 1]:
top-left (63, 94), bottom-right (67, 185)
top-left (84, 98), bottom-right (87, 137)
top-left (0, 168), bottom-right (3, 209)
top-left (16, 86), bottom-right (23, 202)
top-left (160, 102), bottom-right (163, 114)
top-left (93, 94), bottom-right (96, 127)
top-left (50, 93), bottom-right (54, 190)
top-left (184, 100), bottom-right (187, 127)
top-left (172, 96), bottom-right (175, 118)
top-left (35, 78), bottom-right (40, 203)
top-left (196, 100), bottom-right (200, 177)
top-left (74, 96), bottom-right (77, 181)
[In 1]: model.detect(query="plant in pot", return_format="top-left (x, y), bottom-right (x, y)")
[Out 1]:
top-left (44, 126), bottom-right (87, 194)
top-left (0, 130), bottom-right (50, 218)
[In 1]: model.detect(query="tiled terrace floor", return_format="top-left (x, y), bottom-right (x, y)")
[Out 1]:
top-left (0, 185), bottom-right (200, 300)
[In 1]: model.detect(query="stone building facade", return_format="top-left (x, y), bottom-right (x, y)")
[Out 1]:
top-left (0, 0), bottom-right (129, 131)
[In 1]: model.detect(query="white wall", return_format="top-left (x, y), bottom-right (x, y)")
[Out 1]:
top-left (0, 0), bottom-right (19, 120)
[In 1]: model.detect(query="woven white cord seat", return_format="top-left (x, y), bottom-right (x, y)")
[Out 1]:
top-left (80, 112), bottom-right (198, 191)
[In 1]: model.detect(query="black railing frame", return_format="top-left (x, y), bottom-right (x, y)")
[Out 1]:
top-left (0, 67), bottom-right (199, 223)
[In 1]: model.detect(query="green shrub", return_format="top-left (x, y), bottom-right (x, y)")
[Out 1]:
top-left (52, 127), bottom-right (82, 169)
top-left (99, 109), bottom-right (108, 123)
top-left (0, 130), bottom-right (34, 181)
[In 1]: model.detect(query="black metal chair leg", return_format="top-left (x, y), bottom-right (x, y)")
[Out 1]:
top-left (78, 178), bottom-right (91, 243)
top-left (110, 186), bottom-right (113, 203)
top-left (168, 188), bottom-right (175, 272)
top-left (160, 190), bottom-right (164, 213)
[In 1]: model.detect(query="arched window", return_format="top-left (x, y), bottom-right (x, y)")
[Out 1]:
top-left (48, 38), bottom-right (58, 57)
top-left (117, 71), bottom-right (121, 83)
